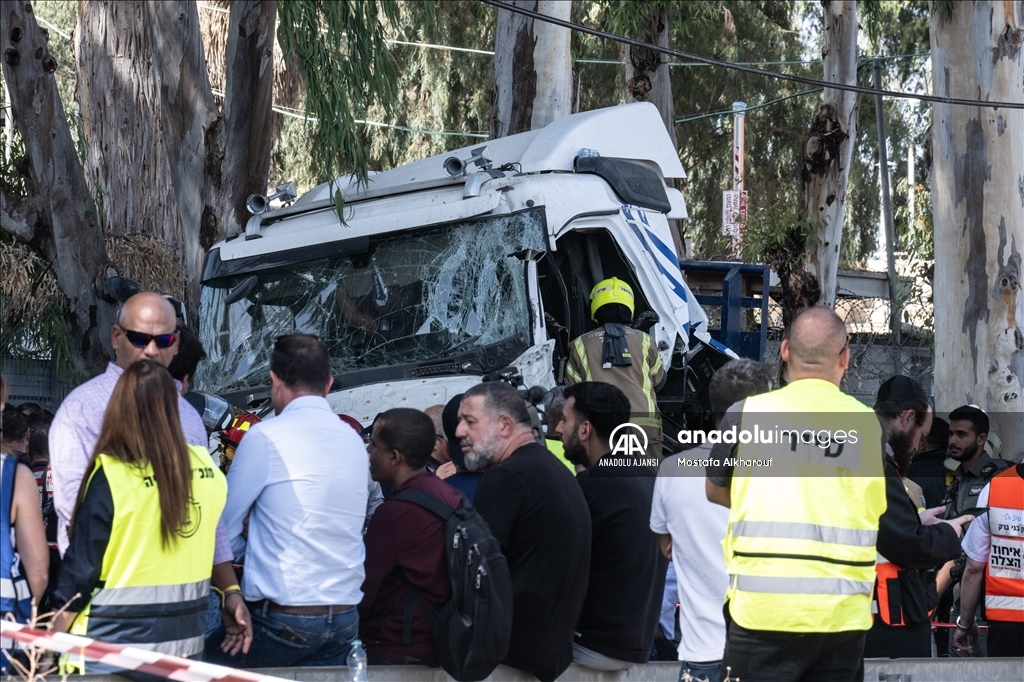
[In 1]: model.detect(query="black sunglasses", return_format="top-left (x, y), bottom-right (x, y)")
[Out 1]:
top-left (120, 327), bottom-right (177, 349)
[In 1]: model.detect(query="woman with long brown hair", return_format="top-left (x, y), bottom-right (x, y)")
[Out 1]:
top-left (51, 360), bottom-right (226, 671)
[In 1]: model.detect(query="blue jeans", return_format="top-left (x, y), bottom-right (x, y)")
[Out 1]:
top-left (205, 602), bottom-right (358, 668)
top-left (680, 660), bottom-right (721, 682)
top-left (206, 591), bottom-right (222, 636)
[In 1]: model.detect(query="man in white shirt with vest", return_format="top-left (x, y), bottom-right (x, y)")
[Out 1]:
top-left (205, 334), bottom-right (371, 667)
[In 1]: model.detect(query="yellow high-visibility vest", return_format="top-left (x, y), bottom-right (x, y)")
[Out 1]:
top-left (724, 378), bottom-right (887, 633)
top-left (65, 445), bottom-right (225, 671)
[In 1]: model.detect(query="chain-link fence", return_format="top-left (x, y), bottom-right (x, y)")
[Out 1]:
top-left (761, 296), bottom-right (934, 406)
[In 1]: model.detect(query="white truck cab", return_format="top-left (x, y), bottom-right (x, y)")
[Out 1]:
top-left (196, 103), bottom-right (735, 448)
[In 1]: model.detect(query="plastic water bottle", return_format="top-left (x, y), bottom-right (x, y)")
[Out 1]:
top-left (577, 147), bottom-right (601, 158)
top-left (347, 639), bottom-right (368, 682)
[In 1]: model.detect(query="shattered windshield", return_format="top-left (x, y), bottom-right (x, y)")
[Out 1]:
top-left (196, 210), bottom-right (546, 392)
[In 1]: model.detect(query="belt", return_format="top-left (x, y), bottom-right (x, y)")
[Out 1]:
top-left (251, 600), bottom-right (356, 615)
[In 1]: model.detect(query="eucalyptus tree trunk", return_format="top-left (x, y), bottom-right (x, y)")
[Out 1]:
top-left (220, 0), bottom-right (278, 241)
top-left (931, 0), bottom-right (1024, 462)
top-left (0, 1), bottom-right (115, 377)
top-left (625, 5), bottom-right (677, 149)
top-left (802, 0), bottom-right (859, 309)
top-left (490, 0), bottom-right (573, 138)
top-left (624, 4), bottom-right (684, 258)
top-left (2, 0), bottom-right (277, 376)
top-left (76, 1), bottom-right (219, 310)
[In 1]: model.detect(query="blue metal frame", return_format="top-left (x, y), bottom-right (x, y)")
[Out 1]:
top-left (680, 261), bottom-right (771, 361)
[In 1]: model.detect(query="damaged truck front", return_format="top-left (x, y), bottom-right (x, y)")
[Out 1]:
top-left (195, 103), bottom-right (735, 452)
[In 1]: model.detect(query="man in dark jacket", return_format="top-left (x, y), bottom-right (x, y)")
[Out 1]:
top-left (866, 376), bottom-right (971, 658)
top-left (559, 382), bottom-right (667, 671)
top-left (908, 417), bottom-right (951, 509)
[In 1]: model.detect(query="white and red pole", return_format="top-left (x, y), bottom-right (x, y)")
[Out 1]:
top-left (731, 101), bottom-right (746, 256)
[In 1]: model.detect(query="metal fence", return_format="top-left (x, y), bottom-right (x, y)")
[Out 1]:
top-left (760, 296), bottom-right (934, 406)
top-left (1, 356), bottom-right (77, 410)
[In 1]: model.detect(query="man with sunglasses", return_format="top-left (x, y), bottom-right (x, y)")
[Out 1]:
top-left (49, 292), bottom-right (252, 654)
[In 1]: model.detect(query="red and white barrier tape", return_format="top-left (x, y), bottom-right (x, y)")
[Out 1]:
top-left (0, 622), bottom-right (291, 682)
top-left (931, 621), bottom-right (989, 631)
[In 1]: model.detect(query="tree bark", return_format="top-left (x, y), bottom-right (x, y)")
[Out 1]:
top-left (220, 0), bottom-right (276, 239)
top-left (624, 4), bottom-right (684, 258)
top-left (802, 0), bottom-right (859, 309)
top-left (625, 5), bottom-right (677, 149)
top-left (74, 1), bottom-right (217, 313)
top-left (1, 0), bottom-right (115, 377)
top-left (490, 0), bottom-right (572, 139)
top-left (931, 0), bottom-right (1024, 462)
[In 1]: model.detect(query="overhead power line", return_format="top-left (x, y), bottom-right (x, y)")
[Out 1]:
top-left (478, 0), bottom-right (1024, 110)
top-left (578, 54), bottom-right (928, 68)
top-left (675, 88), bottom-right (824, 124)
top-left (208, 88), bottom-right (488, 138)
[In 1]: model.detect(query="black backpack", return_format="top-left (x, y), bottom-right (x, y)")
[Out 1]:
top-left (391, 488), bottom-right (513, 681)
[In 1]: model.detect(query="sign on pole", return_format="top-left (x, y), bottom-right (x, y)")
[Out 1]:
top-left (722, 189), bottom-right (748, 239)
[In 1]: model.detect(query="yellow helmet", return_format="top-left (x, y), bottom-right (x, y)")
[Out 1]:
top-left (590, 278), bottom-right (634, 319)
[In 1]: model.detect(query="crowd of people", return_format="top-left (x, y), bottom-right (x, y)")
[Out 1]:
top-left (2, 292), bottom-right (1022, 682)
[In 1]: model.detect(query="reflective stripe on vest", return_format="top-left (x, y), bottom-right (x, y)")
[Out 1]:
top-left (723, 379), bottom-right (887, 634)
top-left (732, 520), bottom-right (877, 548)
top-left (736, 575), bottom-right (874, 595)
top-left (984, 469), bottom-right (1024, 623)
top-left (567, 337), bottom-right (591, 383)
top-left (65, 446), bottom-right (226, 672)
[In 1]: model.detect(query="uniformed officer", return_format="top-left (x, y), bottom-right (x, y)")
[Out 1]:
top-left (943, 405), bottom-right (1010, 519)
top-left (565, 278), bottom-right (666, 456)
top-left (940, 404), bottom-right (1010, 656)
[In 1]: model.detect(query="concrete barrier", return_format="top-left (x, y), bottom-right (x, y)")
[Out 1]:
top-left (254, 659), bottom-right (1023, 682)
top-left (78, 659), bottom-right (1024, 682)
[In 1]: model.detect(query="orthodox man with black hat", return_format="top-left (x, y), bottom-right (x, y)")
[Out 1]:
top-left (565, 278), bottom-right (666, 456)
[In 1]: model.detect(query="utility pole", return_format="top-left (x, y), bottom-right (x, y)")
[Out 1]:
top-left (722, 102), bottom-right (747, 257)
top-left (873, 60), bottom-right (900, 341)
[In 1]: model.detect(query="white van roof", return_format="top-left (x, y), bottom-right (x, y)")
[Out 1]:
top-left (289, 102), bottom-right (685, 207)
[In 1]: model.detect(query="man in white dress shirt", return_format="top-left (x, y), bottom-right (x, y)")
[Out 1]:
top-left (206, 333), bottom-right (372, 667)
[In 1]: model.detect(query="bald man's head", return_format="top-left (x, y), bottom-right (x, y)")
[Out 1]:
top-left (112, 292), bottom-right (180, 370)
top-left (782, 307), bottom-right (849, 384)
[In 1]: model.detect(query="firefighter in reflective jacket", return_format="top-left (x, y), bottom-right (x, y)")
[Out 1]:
top-left (565, 278), bottom-right (666, 455)
top-left (954, 464), bottom-right (1024, 658)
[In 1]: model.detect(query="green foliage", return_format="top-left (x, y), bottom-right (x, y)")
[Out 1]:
top-left (0, 235), bottom-right (78, 381)
top-left (741, 202), bottom-right (821, 269)
top-left (602, 0), bottom-right (720, 39)
top-left (658, 1), bottom-right (824, 260)
top-left (357, 0), bottom-right (495, 170)
top-left (277, 0), bottom-right (402, 188)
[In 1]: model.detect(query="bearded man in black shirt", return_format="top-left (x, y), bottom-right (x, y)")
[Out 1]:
top-left (457, 382), bottom-right (591, 682)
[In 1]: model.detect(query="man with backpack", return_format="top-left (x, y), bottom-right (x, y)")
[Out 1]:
top-left (362, 408), bottom-right (512, 680)
top-left (361, 408), bottom-right (464, 665)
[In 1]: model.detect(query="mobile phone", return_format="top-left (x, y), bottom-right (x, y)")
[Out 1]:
top-left (958, 506), bottom-right (988, 518)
